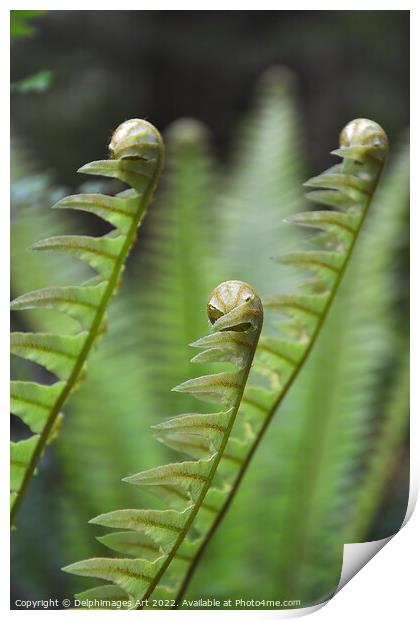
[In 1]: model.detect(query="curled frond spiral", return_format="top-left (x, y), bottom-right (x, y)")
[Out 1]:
top-left (339, 118), bottom-right (388, 156)
top-left (207, 280), bottom-right (263, 331)
top-left (109, 119), bottom-right (164, 163)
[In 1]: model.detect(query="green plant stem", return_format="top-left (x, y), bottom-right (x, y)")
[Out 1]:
top-left (174, 166), bottom-right (382, 606)
top-left (139, 318), bottom-right (263, 608)
top-left (10, 160), bottom-right (162, 527)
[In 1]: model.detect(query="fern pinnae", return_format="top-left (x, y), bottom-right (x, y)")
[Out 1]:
top-left (63, 280), bottom-right (263, 606)
top-left (10, 119), bottom-right (164, 525)
top-left (173, 119), bottom-right (389, 604)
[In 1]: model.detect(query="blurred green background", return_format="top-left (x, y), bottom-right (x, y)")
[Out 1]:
top-left (11, 10), bottom-right (409, 609)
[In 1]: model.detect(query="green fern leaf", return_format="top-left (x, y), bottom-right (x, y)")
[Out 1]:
top-left (10, 119), bottom-right (164, 526)
top-left (10, 282), bottom-right (107, 330)
top-left (52, 192), bottom-right (142, 234)
top-left (63, 280), bottom-right (264, 605)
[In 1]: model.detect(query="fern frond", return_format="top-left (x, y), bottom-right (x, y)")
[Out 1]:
top-left (10, 119), bottom-right (164, 526)
top-left (52, 119), bottom-right (216, 565)
top-left (171, 119), bottom-right (389, 604)
top-left (43, 120), bottom-right (216, 573)
top-left (250, 137), bottom-right (409, 604)
top-left (185, 133), bottom-right (408, 607)
top-left (218, 66), bottom-right (304, 294)
top-left (63, 280), bottom-right (263, 606)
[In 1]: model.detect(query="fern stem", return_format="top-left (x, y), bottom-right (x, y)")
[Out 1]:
top-left (10, 155), bottom-right (163, 527)
top-left (174, 145), bottom-right (385, 606)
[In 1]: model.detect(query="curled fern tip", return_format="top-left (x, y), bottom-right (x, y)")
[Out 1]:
top-left (207, 280), bottom-right (263, 332)
top-left (339, 118), bottom-right (388, 159)
top-left (109, 118), bottom-right (164, 162)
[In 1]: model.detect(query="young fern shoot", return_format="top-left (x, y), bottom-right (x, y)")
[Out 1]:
top-left (10, 119), bottom-right (164, 526)
top-left (171, 118), bottom-right (389, 604)
top-left (63, 280), bottom-right (263, 607)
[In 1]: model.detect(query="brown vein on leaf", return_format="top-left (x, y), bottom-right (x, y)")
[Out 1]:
top-left (121, 515), bottom-right (183, 533)
top-left (22, 294), bottom-right (99, 310)
top-left (141, 471), bottom-right (209, 484)
top-left (37, 240), bottom-right (117, 261)
top-left (77, 199), bottom-right (134, 218)
top-left (11, 460), bottom-right (28, 469)
top-left (160, 421), bottom-right (227, 434)
top-left (266, 299), bottom-right (322, 318)
top-left (257, 342), bottom-right (298, 367)
top-left (311, 215), bottom-right (356, 235)
top-left (102, 566), bottom-right (153, 583)
top-left (11, 394), bottom-right (51, 410)
top-left (288, 256), bottom-right (341, 275)
top-left (320, 174), bottom-right (371, 196)
top-left (11, 342), bottom-right (79, 360)
top-left (240, 396), bottom-right (269, 416)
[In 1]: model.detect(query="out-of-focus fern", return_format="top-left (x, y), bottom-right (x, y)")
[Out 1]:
top-left (63, 280), bottom-right (264, 606)
top-left (135, 119), bottom-right (218, 410)
top-left (10, 119), bottom-right (164, 525)
top-left (344, 349), bottom-right (409, 542)
top-left (218, 66), bottom-right (304, 294)
top-left (171, 119), bottom-right (389, 606)
top-left (189, 135), bottom-right (408, 605)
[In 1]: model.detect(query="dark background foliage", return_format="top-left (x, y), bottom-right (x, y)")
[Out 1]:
top-left (11, 10), bottom-right (408, 186)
